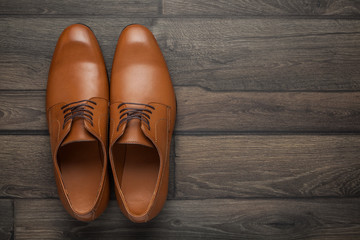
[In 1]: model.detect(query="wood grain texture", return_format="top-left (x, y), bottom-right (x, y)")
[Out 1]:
top-left (1, 0), bottom-right (360, 238)
top-left (155, 18), bottom-right (360, 91)
top-left (175, 135), bottom-right (360, 198)
top-left (1, 18), bottom-right (360, 91)
top-left (0, 200), bottom-right (13, 240)
top-left (0, 135), bottom-right (56, 198)
top-left (1, 135), bottom-right (359, 199)
top-left (2, 0), bottom-right (360, 16)
top-left (0, 0), bottom-right (160, 15)
top-left (0, 91), bottom-right (46, 131)
top-left (1, 89), bottom-right (360, 132)
top-left (163, 0), bottom-right (360, 16)
top-left (176, 87), bottom-right (360, 132)
top-left (14, 199), bottom-right (360, 239)
top-left (0, 135), bottom-right (175, 199)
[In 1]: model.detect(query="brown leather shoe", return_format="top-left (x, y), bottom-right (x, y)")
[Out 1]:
top-left (109, 24), bottom-right (176, 223)
top-left (46, 24), bottom-right (109, 221)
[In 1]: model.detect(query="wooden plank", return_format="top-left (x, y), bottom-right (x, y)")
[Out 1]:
top-left (0, 135), bottom-right (56, 198)
top-left (1, 89), bottom-right (360, 132)
top-left (1, 135), bottom-right (359, 199)
top-left (14, 199), bottom-right (360, 239)
top-left (0, 135), bottom-right (175, 199)
top-left (2, 0), bottom-right (359, 17)
top-left (176, 88), bottom-right (360, 132)
top-left (163, 0), bottom-right (360, 16)
top-left (0, 0), bottom-right (160, 15)
top-left (0, 200), bottom-right (13, 240)
top-left (0, 91), bottom-right (46, 131)
top-left (157, 18), bottom-right (360, 91)
top-left (175, 135), bottom-right (360, 198)
top-left (1, 18), bottom-right (360, 91)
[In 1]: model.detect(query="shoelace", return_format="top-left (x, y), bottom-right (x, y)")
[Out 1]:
top-left (117, 102), bottom-right (155, 131)
top-left (61, 99), bottom-right (97, 129)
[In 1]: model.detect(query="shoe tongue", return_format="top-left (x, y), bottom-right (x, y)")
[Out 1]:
top-left (61, 119), bottom-right (96, 147)
top-left (116, 119), bottom-right (154, 148)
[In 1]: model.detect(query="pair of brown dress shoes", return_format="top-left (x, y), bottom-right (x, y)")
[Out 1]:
top-left (46, 24), bottom-right (176, 222)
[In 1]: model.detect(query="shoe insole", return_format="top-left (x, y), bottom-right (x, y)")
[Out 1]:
top-left (57, 141), bottom-right (103, 214)
top-left (113, 144), bottom-right (159, 216)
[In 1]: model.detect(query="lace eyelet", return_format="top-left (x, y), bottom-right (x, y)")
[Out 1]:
top-left (61, 99), bottom-right (96, 127)
top-left (116, 102), bottom-right (154, 131)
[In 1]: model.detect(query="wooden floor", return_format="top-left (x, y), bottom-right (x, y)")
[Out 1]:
top-left (1, 0), bottom-right (360, 239)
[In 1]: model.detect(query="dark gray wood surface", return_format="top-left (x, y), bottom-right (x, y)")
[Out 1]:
top-left (175, 135), bottom-right (360, 198)
top-left (1, 0), bottom-right (359, 239)
top-left (0, 200), bottom-right (13, 240)
top-left (0, 0), bottom-right (161, 16)
top-left (1, 135), bottom-right (359, 199)
top-left (1, 89), bottom-right (360, 132)
top-left (163, 0), bottom-right (360, 16)
top-left (14, 199), bottom-right (360, 240)
top-left (1, 18), bottom-right (360, 91)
